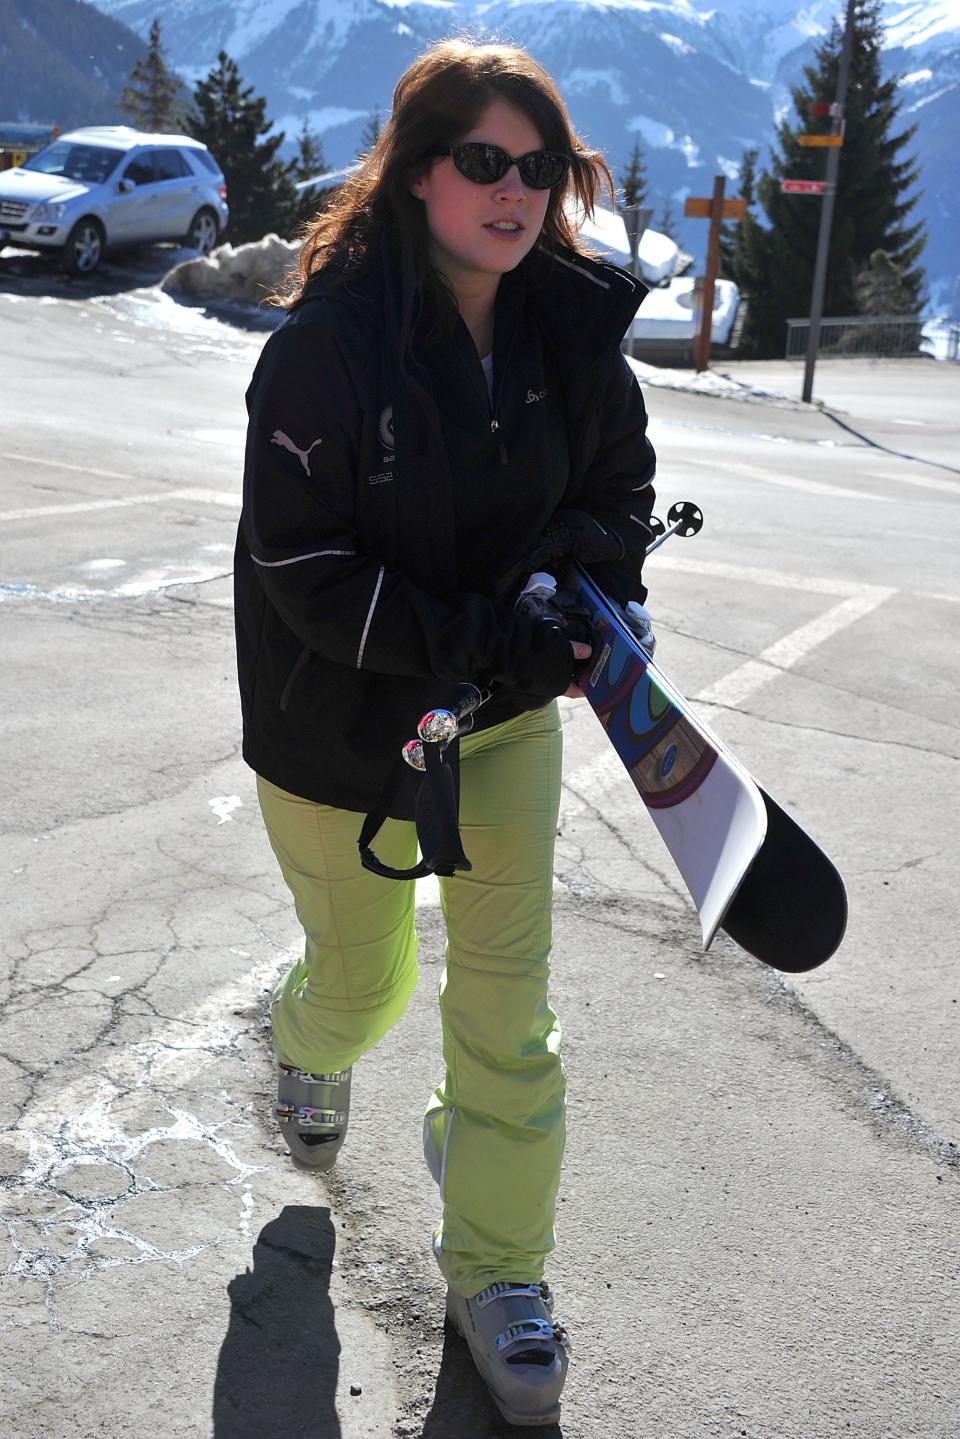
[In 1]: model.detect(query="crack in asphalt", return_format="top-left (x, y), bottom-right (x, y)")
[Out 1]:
top-left (697, 699), bottom-right (960, 761)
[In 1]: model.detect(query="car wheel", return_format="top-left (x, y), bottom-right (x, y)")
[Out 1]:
top-left (62, 218), bottom-right (105, 275)
top-left (187, 208), bottom-right (219, 255)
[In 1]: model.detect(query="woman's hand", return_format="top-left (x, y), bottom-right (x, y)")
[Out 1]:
top-left (564, 640), bottom-right (592, 699)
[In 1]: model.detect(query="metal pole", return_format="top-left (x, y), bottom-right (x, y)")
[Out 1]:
top-left (623, 204), bottom-right (651, 360)
top-left (801, 0), bottom-right (857, 404)
top-left (694, 174), bottom-right (725, 373)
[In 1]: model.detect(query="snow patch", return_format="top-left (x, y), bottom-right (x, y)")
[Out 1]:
top-left (562, 68), bottom-right (629, 105)
top-left (629, 276), bottom-right (740, 344)
top-left (83, 559), bottom-right (126, 573)
top-left (209, 796), bottom-right (242, 825)
top-left (883, 0), bottom-right (960, 50)
top-left (898, 68), bottom-right (934, 85)
top-left (905, 84), bottom-right (957, 111)
top-left (162, 234), bottom-right (300, 306)
top-left (274, 106), bottom-right (369, 135)
top-left (565, 199), bottom-right (680, 282)
top-left (660, 32), bottom-right (694, 54)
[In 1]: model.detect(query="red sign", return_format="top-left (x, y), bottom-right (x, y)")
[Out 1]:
top-left (809, 101), bottom-right (833, 117)
top-left (781, 179), bottom-right (828, 194)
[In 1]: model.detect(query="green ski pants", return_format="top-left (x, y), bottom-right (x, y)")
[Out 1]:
top-left (258, 700), bottom-right (564, 1297)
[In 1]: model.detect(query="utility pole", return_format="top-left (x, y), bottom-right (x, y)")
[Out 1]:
top-left (802, 0), bottom-right (857, 404)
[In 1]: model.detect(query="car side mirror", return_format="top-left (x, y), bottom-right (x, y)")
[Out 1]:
top-left (118, 178), bottom-right (135, 194)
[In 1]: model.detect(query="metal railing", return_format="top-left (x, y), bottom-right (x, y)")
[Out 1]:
top-left (786, 314), bottom-right (925, 360)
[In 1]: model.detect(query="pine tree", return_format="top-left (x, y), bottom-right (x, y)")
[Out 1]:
top-left (658, 197), bottom-right (679, 243)
top-left (855, 248), bottom-right (914, 314)
top-left (719, 147), bottom-right (758, 276)
top-left (291, 116), bottom-right (329, 227)
top-left (117, 17), bottom-right (183, 132)
top-left (290, 116), bottom-right (325, 183)
top-left (741, 0), bottom-right (926, 357)
top-left (359, 110), bottom-right (382, 157)
top-left (619, 141), bottom-right (648, 211)
top-left (186, 52), bottom-right (299, 244)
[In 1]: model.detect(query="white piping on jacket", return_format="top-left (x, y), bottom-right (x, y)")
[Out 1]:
top-left (356, 564), bottom-right (384, 668)
top-left (252, 548), bottom-right (356, 568)
top-left (630, 514), bottom-right (654, 532)
top-left (552, 251), bottom-right (613, 290)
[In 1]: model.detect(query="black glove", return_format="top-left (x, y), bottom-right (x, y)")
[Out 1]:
top-left (496, 509), bottom-right (625, 602)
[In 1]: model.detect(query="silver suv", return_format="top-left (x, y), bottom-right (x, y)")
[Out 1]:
top-left (0, 126), bottom-right (229, 274)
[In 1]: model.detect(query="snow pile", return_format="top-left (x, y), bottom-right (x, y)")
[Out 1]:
top-left (570, 199), bottom-right (681, 283)
top-left (625, 355), bottom-right (800, 406)
top-left (920, 316), bottom-right (960, 363)
top-left (636, 227), bottom-right (680, 284)
top-left (629, 275), bottom-right (739, 344)
top-left (162, 233), bottom-right (300, 305)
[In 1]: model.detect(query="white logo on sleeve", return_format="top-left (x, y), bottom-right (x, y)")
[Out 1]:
top-left (271, 429), bottom-right (323, 476)
top-left (525, 387), bottom-right (548, 404)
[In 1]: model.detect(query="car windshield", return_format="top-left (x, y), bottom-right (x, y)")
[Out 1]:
top-left (22, 141), bottom-right (124, 185)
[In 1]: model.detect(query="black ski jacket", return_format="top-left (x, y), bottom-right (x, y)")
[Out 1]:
top-left (235, 237), bottom-right (656, 818)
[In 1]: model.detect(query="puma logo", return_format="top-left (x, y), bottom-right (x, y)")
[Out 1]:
top-left (525, 388), bottom-right (548, 404)
top-left (271, 429), bottom-right (323, 476)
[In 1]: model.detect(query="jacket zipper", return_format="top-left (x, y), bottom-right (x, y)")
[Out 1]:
top-left (489, 325), bottom-right (519, 466)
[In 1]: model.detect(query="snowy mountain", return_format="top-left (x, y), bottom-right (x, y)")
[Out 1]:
top-left (87, 1), bottom-right (960, 312)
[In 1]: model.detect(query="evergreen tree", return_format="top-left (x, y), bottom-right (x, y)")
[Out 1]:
top-left (117, 17), bottom-right (182, 131)
top-left (619, 141), bottom-right (648, 211)
top-left (741, 0), bottom-right (926, 357)
top-left (658, 197), bottom-right (679, 243)
top-left (186, 52), bottom-right (299, 244)
top-left (719, 147), bottom-right (758, 276)
top-left (854, 248), bottom-right (914, 314)
top-left (291, 115), bottom-right (329, 228)
top-left (359, 110), bottom-right (382, 156)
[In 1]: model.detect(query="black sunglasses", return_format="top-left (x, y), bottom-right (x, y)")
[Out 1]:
top-left (425, 142), bottom-right (570, 191)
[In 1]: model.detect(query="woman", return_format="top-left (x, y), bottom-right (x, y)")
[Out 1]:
top-left (235, 38), bottom-right (656, 1426)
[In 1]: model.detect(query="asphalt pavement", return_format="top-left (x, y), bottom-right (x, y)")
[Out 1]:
top-left (1, 260), bottom-right (958, 1439)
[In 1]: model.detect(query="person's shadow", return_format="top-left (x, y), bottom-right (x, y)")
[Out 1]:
top-left (421, 1324), bottom-right (564, 1438)
top-left (213, 1206), bottom-right (341, 1438)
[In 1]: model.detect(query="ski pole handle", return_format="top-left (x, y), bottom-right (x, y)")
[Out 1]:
top-left (644, 500), bottom-right (703, 556)
top-left (402, 683), bottom-right (488, 771)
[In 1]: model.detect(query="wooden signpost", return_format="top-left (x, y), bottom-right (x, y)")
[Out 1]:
top-left (683, 177), bottom-right (747, 372)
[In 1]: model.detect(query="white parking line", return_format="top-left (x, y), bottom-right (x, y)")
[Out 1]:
top-left (695, 586), bottom-right (895, 708)
top-left (0, 487), bottom-right (239, 523)
top-left (693, 458), bottom-right (891, 503)
top-left (858, 468), bottom-right (960, 498)
top-left (0, 450), bottom-right (143, 484)
top-left (651, 553), bottom-right (865, 597)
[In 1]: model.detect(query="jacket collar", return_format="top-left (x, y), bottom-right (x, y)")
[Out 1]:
top-left (523, 246), bottom-right (647, 356)
top-left (298, 237), bottom-right (646, 359)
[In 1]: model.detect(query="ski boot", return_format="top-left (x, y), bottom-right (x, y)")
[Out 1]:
top-left (445, 1280), bottom-right (569, 1426)
top-left (274, 1060), bottom-right (351, 1169)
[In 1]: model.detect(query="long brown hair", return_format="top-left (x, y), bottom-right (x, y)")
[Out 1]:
top-left (272, 37), bottom-right (614, 310)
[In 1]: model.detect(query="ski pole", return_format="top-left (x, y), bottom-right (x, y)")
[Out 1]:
top-left (402, 682), bottom-right (488, 772)
top-left (400, 501), bottom-right (704, 773)
top-left (644, 500), bottom-right (703, 556)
